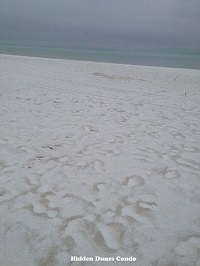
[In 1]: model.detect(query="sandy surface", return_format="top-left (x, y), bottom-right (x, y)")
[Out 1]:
top-left (0, 54), bottom-right (200, 266)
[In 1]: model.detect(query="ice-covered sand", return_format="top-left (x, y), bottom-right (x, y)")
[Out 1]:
top-left (0, 54), bottom-right (200, 266)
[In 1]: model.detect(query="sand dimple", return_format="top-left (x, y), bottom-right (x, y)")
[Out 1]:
top-left (93, 160), bottom-right (105, 171)
top-left (58, 156), bottom-right (71, 163)
top-left (123, 175), bottom-right (144, 187)
top-left (165, 170), bottom-right (179, 179)
top-left (82, 125), bottom-right (99, 132)
top-left (138, 202), bottom-right (158, 211)
top-left (47, 210), bottom-right (58, 218)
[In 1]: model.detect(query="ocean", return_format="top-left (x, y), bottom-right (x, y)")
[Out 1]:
top-left (0, 44), bottom-right (200, 69)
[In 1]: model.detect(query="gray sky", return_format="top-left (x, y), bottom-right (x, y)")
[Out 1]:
top-left (0, 0), bottom-right (200, 49)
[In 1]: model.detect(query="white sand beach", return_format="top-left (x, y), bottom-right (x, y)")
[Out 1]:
top-left (0, 54), bottom-right (200, 266)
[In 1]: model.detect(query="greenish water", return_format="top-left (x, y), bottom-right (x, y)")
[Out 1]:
top-left (1, 44), bottom-right (200, 69)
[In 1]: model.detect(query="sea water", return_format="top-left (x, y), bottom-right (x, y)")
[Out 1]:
top-left (0, 44), bottom-right (200, 69)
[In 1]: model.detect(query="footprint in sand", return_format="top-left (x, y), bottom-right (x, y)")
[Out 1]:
top-left (122, 193), bottom-right (157, 226)
top-left (100, 148), bottom-right (121, 157)
top-left (0, 138), bottom-right (8, 144)
top-left (76, 160), bottom-right (89, 169)
top-left (59, 156), bottom-right (71, 163)
top-left (121, 205), bottom-right (153, 227)
top-left (0, 162), bottom-right (7, 170)
top-left (82, 125), bottom-right (99, 132)
top-left (176, 158), bottom-right (200, 170)
top-left (59, 156), bottom-right (76, 166)
top-left (32, 202), bottom-right (46, 214)
top-left (172, 133), bottom-right (185, 140)
top-left (93, 182), bottom-right (107, 192)
top-left (19, 146), bottom-right (37, 156)
top-left (182, 145), bottom-right (199, 153)
top-left (41, 144), bottom-right (63, 151)
top-left (149, 132), bottom-right (160, 139)
top-left (123, 175), bottom-right (144, 187)
top-left (174, 236), bottom-right (200, 257)
top-left (47, 210), bottom-right (58, 218)
top-left (93, 160), bottom-right (105, 171)
top-left (0, 188), bottom-right (7, 197)
top-left (178, 176), bottom-right (199, 191)
top-left (164, 169), bottom-right (180, 179)
top-left (25, 175), bottom-right (40, 186)
top-left (28, 199), bottom-right (58, 218)
top-left (136, 194), bottom-right (158, 211)
top-left (139, 194), bottom-right (156, 202)
top-left (96, 222), bottom-right (124, 250)
top-left (25, 156), bottom-right (45, 169)
top-left (62, 236), bottom-right (76, 251)
top-left (137, 201), bottom-right (158, 211)
top-left (111, 148), bottom-right (121, 155)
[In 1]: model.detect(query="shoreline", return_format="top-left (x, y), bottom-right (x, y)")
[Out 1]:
top-left (1, 53), bottom-right (200, 72)
top-left (1, 44), bottom-right (200, 70)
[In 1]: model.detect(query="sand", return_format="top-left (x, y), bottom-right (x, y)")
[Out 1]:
top-left (0, 54), bottom-right (200, 266)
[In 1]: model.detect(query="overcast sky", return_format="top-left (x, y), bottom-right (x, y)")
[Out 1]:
top-left (0, 0), bottom-right (200, 49)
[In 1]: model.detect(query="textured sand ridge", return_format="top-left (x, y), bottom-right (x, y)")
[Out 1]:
top-left (0, 55), bottom-right (200, 265)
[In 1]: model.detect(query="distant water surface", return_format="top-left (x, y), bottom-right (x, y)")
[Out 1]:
top-left (0, 44), bottom-right (200, 69)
